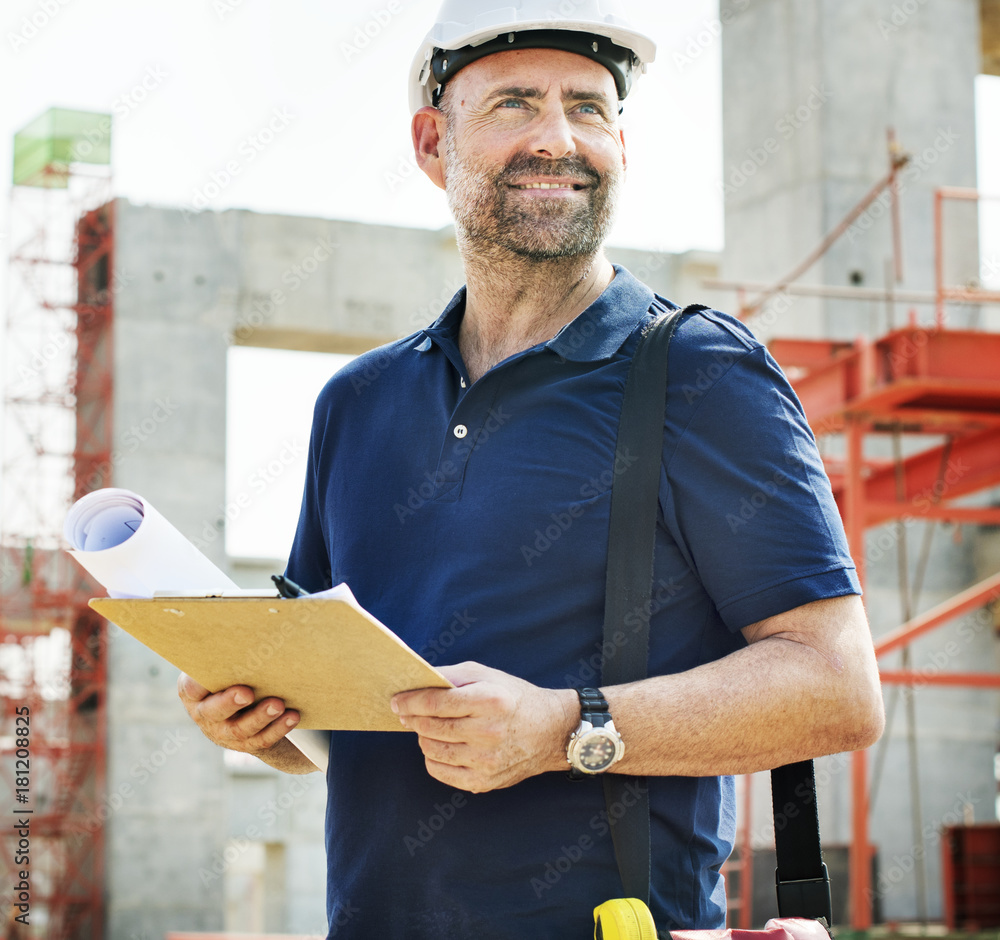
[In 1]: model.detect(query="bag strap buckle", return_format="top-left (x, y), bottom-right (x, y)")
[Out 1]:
top-left (775, 863), bottom-right (833, 926)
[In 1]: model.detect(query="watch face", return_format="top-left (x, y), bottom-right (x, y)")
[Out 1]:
top-left (579, 731), bottom-right (618, 772)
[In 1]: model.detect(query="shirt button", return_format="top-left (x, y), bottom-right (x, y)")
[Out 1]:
top-left (460, 378), bottom-right (467, 388)
top-left (453, 424), bottom-right (468, 439)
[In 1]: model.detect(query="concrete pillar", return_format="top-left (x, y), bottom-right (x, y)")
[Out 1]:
top-left (721, 0), bottom-right (981, 340)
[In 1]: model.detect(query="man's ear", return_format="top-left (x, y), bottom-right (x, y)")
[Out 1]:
top-left (619, 127), bottom-right (628, 173)
top-left (412, 106), bottom-right (448, 191)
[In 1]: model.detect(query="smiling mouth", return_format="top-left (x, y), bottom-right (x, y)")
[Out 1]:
top-left (511, 182), bottom-right (587, 191)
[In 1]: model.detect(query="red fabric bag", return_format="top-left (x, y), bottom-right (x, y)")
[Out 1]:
top-left (671, 917), bottom-right (834, 940)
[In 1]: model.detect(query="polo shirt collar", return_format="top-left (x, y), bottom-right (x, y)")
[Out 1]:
top-left (416, 264), bottom-right (656, 362)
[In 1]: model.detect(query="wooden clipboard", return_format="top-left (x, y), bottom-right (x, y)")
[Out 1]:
top-left (90, 596), bottom-right (452, 731)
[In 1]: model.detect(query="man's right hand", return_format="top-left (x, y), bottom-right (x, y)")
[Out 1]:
top-left (177, 673), bottom-right (301, 755)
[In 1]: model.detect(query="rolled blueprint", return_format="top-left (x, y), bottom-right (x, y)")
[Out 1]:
top-left (64, 488), bottom-right (239, 598)
top-left (64, 488), bottom-right (330, 770)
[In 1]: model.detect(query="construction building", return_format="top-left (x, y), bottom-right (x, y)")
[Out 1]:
top-left (1, 2), bottom-right (999, 937)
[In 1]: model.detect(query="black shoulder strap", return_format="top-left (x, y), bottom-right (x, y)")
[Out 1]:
top-left (600, 305), bottom-right (832, 927)
top-left (600, 305), bottom-right (699, 908)
top-left (771, 760), bottom-right (832, 923)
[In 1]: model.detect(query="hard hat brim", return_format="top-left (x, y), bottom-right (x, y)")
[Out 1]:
top-left (409, 18), bottom-right (656, 114)
top-left (428, 30), bottom-right (638, 108)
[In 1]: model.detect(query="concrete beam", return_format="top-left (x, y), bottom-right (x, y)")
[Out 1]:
top-left (232, 327), bottom-right (394, 355)
top-left (984, 0), bottom-right (1000, 75)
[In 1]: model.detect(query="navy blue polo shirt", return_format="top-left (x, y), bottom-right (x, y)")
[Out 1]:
top-left (286, 265), bottom-right (859, 939)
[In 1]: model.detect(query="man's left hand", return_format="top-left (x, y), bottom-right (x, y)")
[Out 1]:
top-left (391, 662), bottom-right (578, 793)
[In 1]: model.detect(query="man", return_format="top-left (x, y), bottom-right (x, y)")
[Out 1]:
top-left (179, 2), bottom-right (884, 936)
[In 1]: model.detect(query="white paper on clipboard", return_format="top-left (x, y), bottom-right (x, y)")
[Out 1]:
top-left (64, 487), bottom-right (331, 772)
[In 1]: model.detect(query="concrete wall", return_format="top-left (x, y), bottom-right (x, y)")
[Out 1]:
top-left (722, 0), bottom-right (982, 341)
top-left (104, 198), bottom-right (704, 939)
top-left (722, 0), bottom-right (1000, 923)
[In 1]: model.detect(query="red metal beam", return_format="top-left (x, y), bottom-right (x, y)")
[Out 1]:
top-left (862, 502), bottom-right (1000, 526)
top-left (874, 571), bottom-right (1000, 659)
top-left (830, 427), bottom-right (1000, 526)
top-left (766, 337), bottom-right (855, 370)
top-left (773, 329), bottom-right (1000, 430)
top-left (880, 670), bottom-right (1000, 688)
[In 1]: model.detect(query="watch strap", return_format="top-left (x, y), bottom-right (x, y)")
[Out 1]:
top-left (577, 687), bottom-right (611, 727)
top-left (568, 688), bottom-right (616, 779)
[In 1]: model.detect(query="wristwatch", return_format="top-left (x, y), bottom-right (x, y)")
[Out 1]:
top-left (566, 687), bottom-right (625, 778)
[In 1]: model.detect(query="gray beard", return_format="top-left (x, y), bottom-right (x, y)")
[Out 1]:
top-left (444, 133), bottom-right (621, 262)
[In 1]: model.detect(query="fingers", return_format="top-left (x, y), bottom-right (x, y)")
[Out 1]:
top-left (399, 713), bottom-right (468, 742)
top-left (193, 686), bottom-right (259, 724)
top-left (177, 672), bottom-right (212, 703)
top-left (435, 661), bottom-right (496, 687)
top-left (394, 686), bottom-right (474, 721)
top-left (227, 700), bottom-right (300, 751)
top-left (176, 673), bottom-right (299, 752)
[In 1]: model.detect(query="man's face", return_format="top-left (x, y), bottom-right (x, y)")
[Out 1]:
top-left (439, 48), bottom-right (626, 261)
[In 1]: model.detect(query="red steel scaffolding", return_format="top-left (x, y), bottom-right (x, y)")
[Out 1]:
top-left (709, 142), bottom-right (1000, 928)
top-left (0, 109), bottom-right (114, 939)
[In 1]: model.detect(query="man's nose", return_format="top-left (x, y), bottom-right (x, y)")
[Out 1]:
top-left (527, 107), bottom-right (576, 160)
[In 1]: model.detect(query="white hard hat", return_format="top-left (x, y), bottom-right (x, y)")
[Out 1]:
top-left (409, 0), bottom-right (657, 114)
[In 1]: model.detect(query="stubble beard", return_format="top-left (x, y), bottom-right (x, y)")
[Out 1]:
top-left (444, 124), bottom-right (622, 263)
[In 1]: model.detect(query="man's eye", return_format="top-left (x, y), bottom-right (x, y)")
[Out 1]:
top-left (576, 103), bottom-right (602, 116)
top-left (498, 99), bottom-right (525, 109)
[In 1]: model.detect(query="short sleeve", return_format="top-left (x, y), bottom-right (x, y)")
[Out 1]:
top-left (285, 394), bottom-right (334, 593)
top-left (659, 315), bottom-right (860, 632)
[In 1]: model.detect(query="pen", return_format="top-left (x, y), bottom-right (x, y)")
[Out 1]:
top-left (271, 574), bottom-right (309, 598)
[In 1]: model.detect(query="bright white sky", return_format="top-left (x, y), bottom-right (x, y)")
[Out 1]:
top-left (1, 1), bottom-right (998, 560)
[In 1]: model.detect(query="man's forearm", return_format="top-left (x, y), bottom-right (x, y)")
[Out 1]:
top-left (249, 737), bottom-right (322, 774)
top-left (602, 595), bottom-right (884, 777)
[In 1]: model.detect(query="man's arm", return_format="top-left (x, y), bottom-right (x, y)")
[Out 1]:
top-left (177, 674), bottom-right (320, 774)
top-left (604, 592), bottom-right (884, 775)
top-left (392, 593), bottom-right (884, 792)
